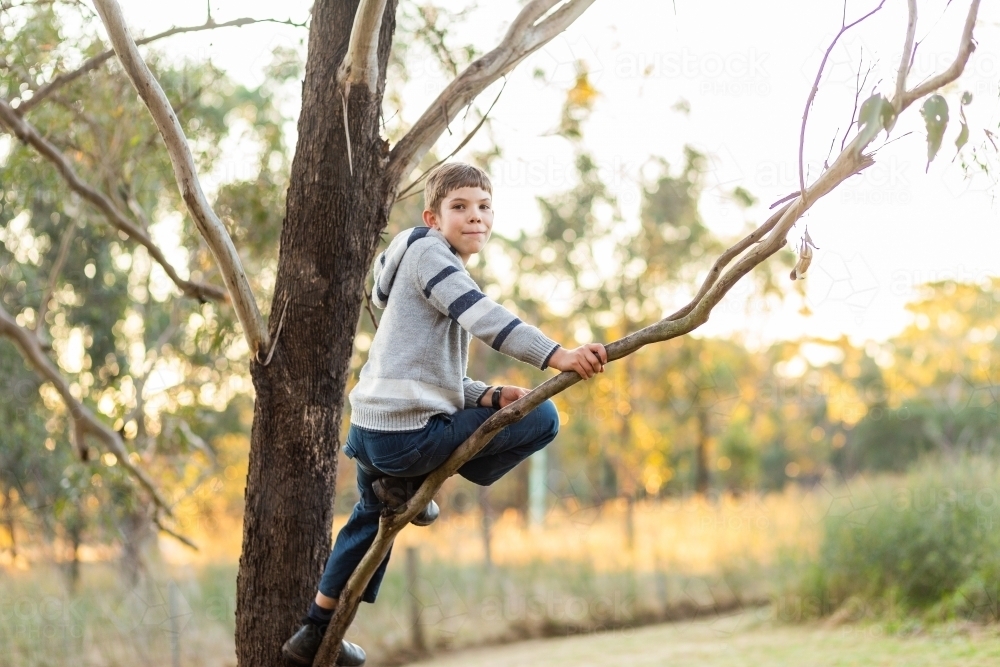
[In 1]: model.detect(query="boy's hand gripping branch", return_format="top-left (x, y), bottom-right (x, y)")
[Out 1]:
top-left (548, 344), bottom-right (608, 380)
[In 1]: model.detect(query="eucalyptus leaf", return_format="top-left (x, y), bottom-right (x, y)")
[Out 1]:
top-left (954, 91), bottom-right (972, 161)
top-left (955, 122), bottom-right (970, 155)
top-left (921, 94), bottom-right (949, 171)
top-left (857, 94), bottom-right (895, 147)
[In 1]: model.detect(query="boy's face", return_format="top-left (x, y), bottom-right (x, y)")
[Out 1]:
top-left (422, 186), bottom-right (494, 264)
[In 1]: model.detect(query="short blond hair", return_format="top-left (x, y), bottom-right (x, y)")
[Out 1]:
top-left (424, 162), bottom-right (492, 214)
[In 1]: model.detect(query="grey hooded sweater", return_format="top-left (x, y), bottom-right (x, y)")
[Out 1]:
top-left (348, 226), bottom-right (561, 431)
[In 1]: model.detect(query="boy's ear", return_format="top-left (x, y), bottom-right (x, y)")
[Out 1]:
top-left (422, 208), bottom-right (437, 228)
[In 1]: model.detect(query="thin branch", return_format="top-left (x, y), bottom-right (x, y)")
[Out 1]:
top-left (315, 2), bottom-right (984, 661)
top-left (338, 0), bottom-right (390, 93)
top-left (895, 0), bottom-right (918, 112)
top-left (395, 77), bottom-right (508, 203)
top-left (153, 514), bottom-right (199, 550)
top-left (386, 0), bottom-right (596, 186)
top-left (94, 0), bottom-right (269, 357)
top-left (262, 297), bottom-right (289, 366)
top-left (799, 0), bottom-right (886, 206)
top-left (0, 303), bottom-right (175, 517)
top-left (841, 58), bottom-right (876, 152)
top-left (341, 91), bottom-right (353, 176)
top-left (15, 16), bottom-right (308, 115)
top-left (0, 97), bottom-right (228, 303)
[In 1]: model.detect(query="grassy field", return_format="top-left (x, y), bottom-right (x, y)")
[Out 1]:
top-left (1, 490), bottom-right (815, 666)
top-left (4, 480), bottom-right (985, 667)
top-left (405, 613), bottom-right (1000, 667)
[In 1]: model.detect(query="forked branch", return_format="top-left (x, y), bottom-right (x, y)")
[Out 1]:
top-left (93, 0), bottom-right (270, 357)
top-left (386, 0), bottom-right (596, 185)
top-left (316, 1), bottom-right (982, 662)
top-left (0, 98), bottom-right (228, 303)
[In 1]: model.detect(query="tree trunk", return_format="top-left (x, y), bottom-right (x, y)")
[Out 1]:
top-left (236, 2), bottom-right (399, 665)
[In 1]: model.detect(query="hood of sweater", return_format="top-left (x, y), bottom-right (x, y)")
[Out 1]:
top-left (372, 226), bottom-right (454, 307)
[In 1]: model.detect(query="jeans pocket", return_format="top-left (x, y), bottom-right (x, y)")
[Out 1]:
top-left (362, 430), bottom-right (423, 476)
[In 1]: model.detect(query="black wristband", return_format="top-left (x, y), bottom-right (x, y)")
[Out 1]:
top-left (491, 385), bottom-right (503, 410)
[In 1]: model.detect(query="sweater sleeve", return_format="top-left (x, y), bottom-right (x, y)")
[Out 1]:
top-left (463, 377), bottom-right (491, 409)
top-left (414, 242), bottom-right (560, 370)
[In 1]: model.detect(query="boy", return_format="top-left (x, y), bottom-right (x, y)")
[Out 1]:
top-left (282, 163), bottom-right (608, 666)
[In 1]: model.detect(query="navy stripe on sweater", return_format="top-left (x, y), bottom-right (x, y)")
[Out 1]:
top-left (407, 227), bottom-right (430, 246)
top-left (423, 265), bottom-right (460, 297)
top-left (448, 289), bottom-right (486, 321)
top-left (491, 318), bottom-right (522, 351)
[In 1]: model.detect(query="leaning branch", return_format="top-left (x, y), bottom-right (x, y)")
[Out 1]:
top-left (93, 0), bottom-right (270, 357)
top-left (315, 1), bottom-right (982, 662)
top-left (14, 16), bottom-right (308, 115)
top-left (0, 98), bottom-right (228, 303)
top-left (339, 0), bottom-right (390, 93)
top-left (0, 303), bottom-right (176, 518)
top-left (386, 0), bottom-right (596, 186)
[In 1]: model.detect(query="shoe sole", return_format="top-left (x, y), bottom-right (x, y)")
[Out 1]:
top-left (281, 643), bottom-right (313, 666)
top-left (284, 638), bottom-right (367, 667)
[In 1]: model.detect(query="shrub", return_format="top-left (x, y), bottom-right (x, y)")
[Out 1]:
top-left (801, 455), bottom-right (1000, 620)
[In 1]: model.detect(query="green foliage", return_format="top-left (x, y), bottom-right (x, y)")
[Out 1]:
top-left (921, 94), bottom-right (950, 170)
top-left (803, 456), bottom-right (1000, 617)
top-left (954, 91), bottom-right (972, 160)
top-left (856, 93), bottom-right (895, 146)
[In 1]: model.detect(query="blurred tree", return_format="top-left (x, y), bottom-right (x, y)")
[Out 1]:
top-left (0, 2), bottom-right (293, 572)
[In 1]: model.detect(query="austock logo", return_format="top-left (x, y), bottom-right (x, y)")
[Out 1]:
top-left (103, 580), bottom-right (193, 637)
top-left (804, 250), bottom-right (879, 324)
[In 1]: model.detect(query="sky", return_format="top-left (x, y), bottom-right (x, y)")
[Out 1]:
top-left (112, 0), bottom-right (1000, 349)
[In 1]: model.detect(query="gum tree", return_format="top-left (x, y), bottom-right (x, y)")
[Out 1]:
top-left (0, 0), bottom-right (985, 664)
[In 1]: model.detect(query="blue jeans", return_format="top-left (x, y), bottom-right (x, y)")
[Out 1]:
top-left (318, 400), bottom-right (559, 603)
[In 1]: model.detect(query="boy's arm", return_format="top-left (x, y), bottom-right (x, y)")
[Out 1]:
top-left (415, 243), bottom-right (560, 370)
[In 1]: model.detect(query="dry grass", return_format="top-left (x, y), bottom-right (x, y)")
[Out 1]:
top-left (2, 488), bottom-right (823, 666)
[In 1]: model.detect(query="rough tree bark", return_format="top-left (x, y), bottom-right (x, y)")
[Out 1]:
top-left (235, 1), bottom-right (400, 664)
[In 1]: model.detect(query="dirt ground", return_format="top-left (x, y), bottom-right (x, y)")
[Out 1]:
top-left (402, 612), bottom-right (1000, 667)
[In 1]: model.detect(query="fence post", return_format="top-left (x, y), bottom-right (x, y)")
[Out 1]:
top-left (169, 580), bottom-right (181, 667)
top-left (406, 547), bottom-right (426, 653)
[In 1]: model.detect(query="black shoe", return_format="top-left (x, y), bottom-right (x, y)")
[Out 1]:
top-left (372, 476), bottom-right (439, 526)
top-left (281, 619), bottom-right (366, 666)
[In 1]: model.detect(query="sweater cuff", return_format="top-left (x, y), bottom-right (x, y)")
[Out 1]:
top-left (464, 379), bottom-right (490, 409)
top-left (541, 344), bottom-right (560, 371)
top-left (520, 332), bottom-right (561, 370)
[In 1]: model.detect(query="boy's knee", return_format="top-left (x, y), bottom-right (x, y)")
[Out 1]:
top-left (537, 399), bottom-right (560, 439)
